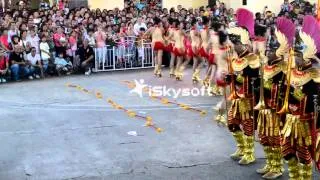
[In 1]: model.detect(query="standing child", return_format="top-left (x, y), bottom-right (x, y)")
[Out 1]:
top-left (39, 35), bottom-right (51, 72)
top-left (94, 26), bottom-right (106, 66)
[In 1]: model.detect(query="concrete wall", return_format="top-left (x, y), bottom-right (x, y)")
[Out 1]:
top-left (162, 0), bottom-right (208, 10)
top-left (88, 0), bottom-right (124, 10)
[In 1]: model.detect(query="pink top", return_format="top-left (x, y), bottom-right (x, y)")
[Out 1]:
top-left (0, 35), bottom-right (10, 49)
top-left (53, 33), bottom-right (66, 47)
top-left (69, 36), bottom-right (77, 51)
top-left (95, 31), bottom-right (106, 48)
top-left (58, 1), bottom-right (64, 10)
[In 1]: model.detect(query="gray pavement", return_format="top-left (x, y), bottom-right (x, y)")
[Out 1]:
top-left (0, 68), bottom-right (319, 180)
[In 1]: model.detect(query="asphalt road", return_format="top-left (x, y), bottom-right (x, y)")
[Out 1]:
top-left (0, 68), bottom-right (319, 180)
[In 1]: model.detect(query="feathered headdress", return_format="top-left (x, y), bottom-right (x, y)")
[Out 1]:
top-left (300, 15), bottom-right (320, 61)
top-left (227, 8), bottom-right (254, 45)
top-left (227, 27), bottom-right (250, 45)
top-left (275, 17), bottom-right (295, 57)
top-left (236, 8), bottom-right (254, 38)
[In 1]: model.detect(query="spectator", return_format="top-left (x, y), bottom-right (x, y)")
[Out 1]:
top-left (85, 29), bottom-right (96, 47)
top-left (7, 23), bottom-right (18, 44)
top-left (76, 39), bottom-right (94, 75)
top-left (126, 22), bottom-right (135, 36)
top-left (0, 29), bottom-right (11, 52)
top-left (39, 35), bottom-right (51, 72)
top-left (9, 45), bottom-right (33, 81)
top-left (67, 30), bottom-right (77, 64)
top-left (281, 0), bottom-right (293, 13)
top-left (39, 0), bottom-right (50, 10)
top-left (26, 28), bottom-right (40, 54)
top-left (53, 26), bottom-right (67, 57)
top-left (0, 50), bottom-right (9, 83)
top-left (54, 51), bottom-right (72, 75)
top-left (94, 26), bottom-right (106, 64)
top-left (26, 47), bottom-right (42, 79)
top-left (133, 17), bottom-right (147, 36)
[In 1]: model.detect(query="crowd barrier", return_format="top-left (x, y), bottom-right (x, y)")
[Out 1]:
top-left (93, 36), bottom-right (154, 72)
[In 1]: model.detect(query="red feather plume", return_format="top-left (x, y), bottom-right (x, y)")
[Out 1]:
top-left (236, 8), bottom-right (254, 38)
top-left (276, 17), bottom-right (295, 47)
top-left (302, 15), bottom-right (320, 52)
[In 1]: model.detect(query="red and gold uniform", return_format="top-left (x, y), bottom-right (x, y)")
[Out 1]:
top-left (254, 18), bottom-right (295, 179)
top-left (280, 15), bottom-right (320, 180)
top-left (226, 8), bottom-right (258, 166)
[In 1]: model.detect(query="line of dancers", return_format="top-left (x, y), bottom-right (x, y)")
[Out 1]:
top-left (145, 8), bottom-right (320, 180)
top-left (143, 16), bottom-right (226, 95)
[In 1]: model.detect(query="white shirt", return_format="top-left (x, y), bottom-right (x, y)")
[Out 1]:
top-left (133, 22), bottom-right (147, 36)
top-left (26, 35), bottom-right (40, 53)
top-left (27, 53), bottom-right (41, 65)
top-left (40, 42), bottom-right (50, 60)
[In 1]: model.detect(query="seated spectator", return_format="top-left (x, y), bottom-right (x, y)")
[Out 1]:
top-left (0, 50), bottom-right (9, 83)
top-left (9, 45), bottom-right (33, 81)
top-left (54, 52), bottom-right (72, 75)
top-left (76, 39), bottom-right (94, 75)
top-left (39, 35), bottom-right (51, 72)
top-left (26, 47), bottom-right (43, 79)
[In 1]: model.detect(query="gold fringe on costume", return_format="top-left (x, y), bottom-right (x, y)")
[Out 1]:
top-left (281, 114), bottom-right (312, 147)
top-left (257, 109), bottom-right (281, 138)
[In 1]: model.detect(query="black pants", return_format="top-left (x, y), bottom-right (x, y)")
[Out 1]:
top-left (81, 60), bottom-right (94, 72)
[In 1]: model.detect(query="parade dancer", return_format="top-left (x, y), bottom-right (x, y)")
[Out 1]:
top-left (189, 18), bottom-right (202, 83)
top-left (175, 33), bottom-right (192, 81)
top-left (280, 15), bottom-right (320, 180)
top-left (199, 16), bottom-right (210, 87)
top-left (212, 30), bottom-right (229, 125)
top-left (144, 17), bottom-right (166, 77)
top-left (227, 8), bottom-right (259, 165)
top-left (208, 21), bottom-right (224, 95)
top-left (166, 18), bottom-right (178, 77)
top-left (172, 21), bottom-right (186, 81)
top-left (255, 18), bottom-right (295, 179)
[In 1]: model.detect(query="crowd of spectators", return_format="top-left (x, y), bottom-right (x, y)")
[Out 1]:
top-left (0, 0), bottom-right (316, 83)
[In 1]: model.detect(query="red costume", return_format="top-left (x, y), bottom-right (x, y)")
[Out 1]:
top-left (154, 41), bottom-right (166, 51)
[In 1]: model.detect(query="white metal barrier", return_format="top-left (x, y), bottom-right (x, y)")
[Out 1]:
top-left (93, 37), bottom-right (154, 72)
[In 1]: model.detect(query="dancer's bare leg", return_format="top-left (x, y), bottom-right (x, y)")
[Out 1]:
top-left (157, 50), bottom-right (163, 77)
top-left (178, 56), bottom-right (191, 80)
top-left (169, 53), bottom-right (176, 77)
top-left (175, 56), bottom-right (183, 80)
top-left (209, 64), bottom-right (218, 94)
top-left (154, 50), bottom-right (158, 75)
